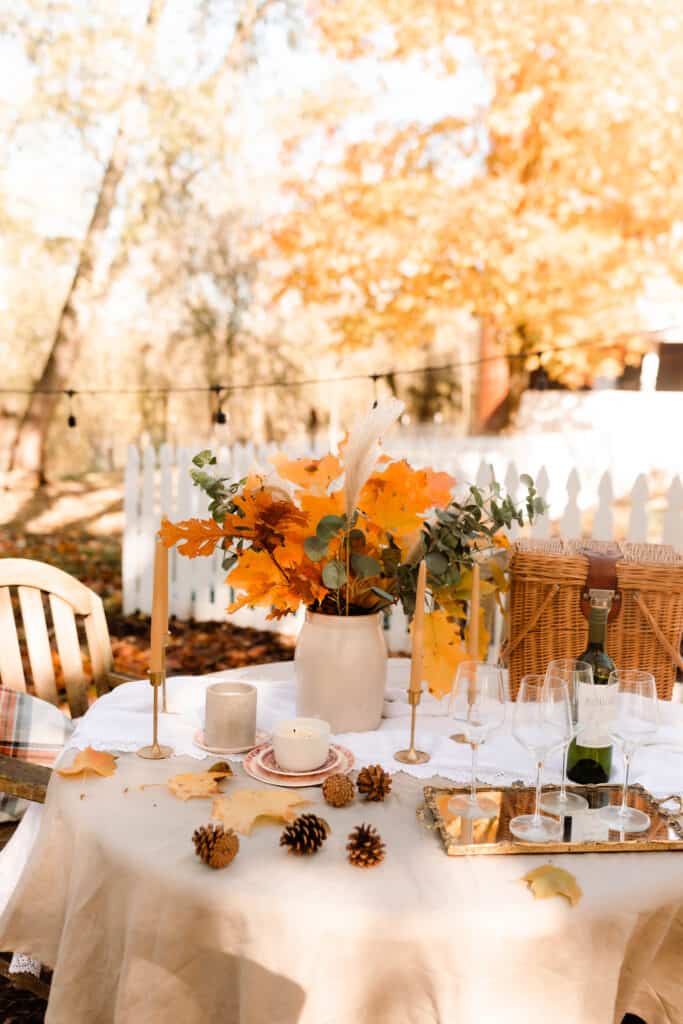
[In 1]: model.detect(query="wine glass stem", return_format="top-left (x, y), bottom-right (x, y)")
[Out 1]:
top-left (470, 743), bottom-right (479, 804)
top-left (559, 743), bottom-right (568, 801)
top-left (533, 760), bottom-right (543, 822)
top-left (620, 752), bottom-right (632, 816)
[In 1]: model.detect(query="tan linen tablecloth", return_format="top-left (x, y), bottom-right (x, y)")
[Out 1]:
top-left (1, 753), bottom-right (683, 1024)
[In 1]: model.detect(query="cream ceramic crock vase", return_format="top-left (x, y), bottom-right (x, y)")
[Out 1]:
top-left (294, 610), bottom-right (388, 733)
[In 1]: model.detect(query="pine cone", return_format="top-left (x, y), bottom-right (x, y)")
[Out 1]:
top-left (280, 813), bottom-right (330, 855)
top-left (322, 773), bottom-right (355, 808)
top-left (346, 823), bottom-right (386, 868)
top-left (193, 824), bottom-right (239, 869)
top-left (357, 764), bottom-right (392, 802)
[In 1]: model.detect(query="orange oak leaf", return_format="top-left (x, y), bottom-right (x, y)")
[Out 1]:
top-left (160, 517), bottom-right (229, 558)
top-left (57, 747), bottom-right (117, 778)
top-left (359, 460), bottom-right (455, 538)
top-left (211, 789), bottom-right (310, 836)
top-left (271, 452), bottom-right (342, 495)
top-left (422, 609), bottom-right (469, 700)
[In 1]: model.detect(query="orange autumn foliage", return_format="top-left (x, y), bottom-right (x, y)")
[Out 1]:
top-left (262, 0), bottom-right (683, 390)
top-left (164, 430), bottom-right (540, 692)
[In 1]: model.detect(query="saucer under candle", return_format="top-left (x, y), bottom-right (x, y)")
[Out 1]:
top-left (272, 718), bottom-right (331, 773)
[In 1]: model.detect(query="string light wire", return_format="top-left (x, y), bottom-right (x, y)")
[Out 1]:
top-left (0, 326), bottom-right (678, 402)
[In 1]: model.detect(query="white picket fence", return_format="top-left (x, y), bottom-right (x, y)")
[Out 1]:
top-left (122, 441), bottom-right (683, 651)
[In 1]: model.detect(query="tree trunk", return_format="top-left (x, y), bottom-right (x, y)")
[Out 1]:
top-left (9, 0), bottom-right (274, 482)
top-left (9, 134), bottom-right (130, 483)
top-left (473, 317), bottom-right (511, 433)
top-left (8, 0), bottom-right (164, 483)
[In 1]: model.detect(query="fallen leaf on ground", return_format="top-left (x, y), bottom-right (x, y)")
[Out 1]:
top-left (57, 747), bottom-right (117, 778)
top-left (522, 865), bottom-right (582, 907)
top-left (167, 767), bottom-right (233, 801)
top-left (212, 789), bottom-right (310, 835)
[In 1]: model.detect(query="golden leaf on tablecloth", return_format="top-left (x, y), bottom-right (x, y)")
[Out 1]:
top-left (211, 789), bottom-right (310, 836)
top-left (57, 747), bottom-right (117, 778)
top-left (522, 865), bottom-right (582, 907)
top-left (167, 767), bottom-right (233, 801)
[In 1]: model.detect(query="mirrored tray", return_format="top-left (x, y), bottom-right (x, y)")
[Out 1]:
top-left (420, 783), bottom-right (683, 856)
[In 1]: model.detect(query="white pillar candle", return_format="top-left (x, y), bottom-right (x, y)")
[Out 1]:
top-left (272, 718), bottom-right (331, 773)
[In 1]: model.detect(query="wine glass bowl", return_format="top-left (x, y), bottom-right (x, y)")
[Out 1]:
top-left (509, 677), bottom-right (570, 842)
top-left (598, 669), bottom-right (658, 834)
top-left (540, 659), bottom-right (591, 816)
top-left (447, 662), bottom-right (505, 820)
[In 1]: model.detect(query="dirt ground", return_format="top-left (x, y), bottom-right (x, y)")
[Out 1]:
top-left (0, 472), bottom-right (294, 698)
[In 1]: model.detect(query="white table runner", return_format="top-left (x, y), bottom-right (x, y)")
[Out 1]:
top-left (69, 659), bottom-right (683, 795)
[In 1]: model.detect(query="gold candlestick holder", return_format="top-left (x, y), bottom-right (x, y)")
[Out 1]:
top-left (136, 670), bottom-right (173, 759)
top-left (394, 690), bottom-right (430, 765)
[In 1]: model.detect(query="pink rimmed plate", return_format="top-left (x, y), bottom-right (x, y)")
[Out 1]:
top-left (243, 743), bottom-right (354, 788)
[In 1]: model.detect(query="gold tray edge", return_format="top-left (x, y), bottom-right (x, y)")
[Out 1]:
top-left (421, 783), bottom-right (683, 857)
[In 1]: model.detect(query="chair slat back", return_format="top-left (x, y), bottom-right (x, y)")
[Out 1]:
top-left (17, 586), bottom-right (58, 705)
top-left (0, 587), bottom-right (26, 692)
top-left (0, 559), bottom-right (114, 718)
top-left (49, 594), bottom-right (88, 718)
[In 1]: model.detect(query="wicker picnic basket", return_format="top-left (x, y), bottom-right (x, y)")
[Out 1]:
top-left (504, 539), bottom-right (683, 700)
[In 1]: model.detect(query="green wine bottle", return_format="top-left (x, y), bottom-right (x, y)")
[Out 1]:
top-left (566, 599), bottom-right (616, 784)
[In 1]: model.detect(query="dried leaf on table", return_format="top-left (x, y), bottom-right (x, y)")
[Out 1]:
top-left (522, 865), bottom-right (582, 907)
top-left (167, 768), bottom-right (233, 801)
top-left (212, 788), bottom-right (310, 836)
top-left (57, 747), bottom-right (117, 778)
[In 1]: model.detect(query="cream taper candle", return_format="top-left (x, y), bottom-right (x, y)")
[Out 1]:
top-left (149, 536), bottom-right (168, 673)
top-left (409, 560), bottom-right (427, 695)
top-left (468, 561), bottom-right (480, 658)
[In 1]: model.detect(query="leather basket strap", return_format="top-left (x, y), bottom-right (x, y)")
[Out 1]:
top-left (579, 547), bottom-right (622, 622)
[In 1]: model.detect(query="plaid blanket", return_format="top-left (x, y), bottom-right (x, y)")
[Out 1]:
top-left (0, 688), bottom-right (74, 822)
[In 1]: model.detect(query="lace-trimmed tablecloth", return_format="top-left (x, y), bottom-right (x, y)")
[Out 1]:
top-left (67, 659), bottom-right (683, 795)
top-left (2, 660), bottom-right (683, 1024)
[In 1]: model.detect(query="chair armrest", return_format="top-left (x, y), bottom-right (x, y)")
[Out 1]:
top-left (0, 753), bottom-right (51, 803)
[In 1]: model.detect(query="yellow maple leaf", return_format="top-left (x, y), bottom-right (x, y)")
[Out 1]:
top-left (522, 865), bottom-right (582, 907)
top-left (421, 609), bottom-right (469, 700)
top-left (167, 767), bottom-right (233, 801)
top-left (211, 789), bottom-right (310, 836)
top-left (57, 747), bottom-right (117, 778)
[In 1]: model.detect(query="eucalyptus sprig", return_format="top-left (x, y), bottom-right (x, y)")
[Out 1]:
top-left (190, 450), bottom-right (245, 525)
top-left (389, 476), bottom-right (546, 618)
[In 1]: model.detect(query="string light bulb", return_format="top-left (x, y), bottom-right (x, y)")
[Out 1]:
top-left (210, 384), bottom-right (227, 425)
top-left (66, 389), bottom-right (77, 428)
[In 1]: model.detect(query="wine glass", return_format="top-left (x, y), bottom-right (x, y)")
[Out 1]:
top-left (540, 659), bottom-right (591, 815)
top-left (447, 662), bottom-right (506, 819)
top-left (598, 669), bottom-right (658, 834)
top-left (510, 676), bottom-right (571, 842)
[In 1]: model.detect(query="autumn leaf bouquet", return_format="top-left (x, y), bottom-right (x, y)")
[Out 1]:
top-left (161, 400), bottom-right (543, 697)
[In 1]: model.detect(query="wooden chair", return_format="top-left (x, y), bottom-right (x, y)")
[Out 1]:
top-left (0, 557), bottom-right (132, 999)
top-left (0, 557), bottom-right (124, 718)
top-left (0, 555), bottom-right (135, 841)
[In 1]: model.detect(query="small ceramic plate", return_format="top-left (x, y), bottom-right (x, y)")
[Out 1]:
top-left (193, 729), bottom-right (269, 756)
top-left (243, 743), bottom-right (354, 788)
top-left (255, 743), bottom-right (342, 777)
